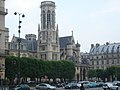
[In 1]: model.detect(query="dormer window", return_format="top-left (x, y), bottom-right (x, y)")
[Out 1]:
top-left (106, 46), bottom-right (109, 54)
top-left (111, 46), bottom-right (115, 53)
top-left (117, 46), bottom-right (120, 53)
top-left (101, 47), bottom-right (104, 54)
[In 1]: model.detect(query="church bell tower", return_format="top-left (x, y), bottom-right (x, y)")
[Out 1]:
top-left (37, 1), bottom-right (60, 60)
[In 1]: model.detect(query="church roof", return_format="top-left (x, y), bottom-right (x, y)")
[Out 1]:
top-left (10, 35), bottom-right (37, 51)
top-left (59, 36), bottom-right (73, 49)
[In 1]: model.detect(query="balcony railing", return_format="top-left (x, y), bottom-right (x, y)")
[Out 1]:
top-left (0, 7), bottom-right (8, 15)
top-left (0, 49), bottom-right (9, 56)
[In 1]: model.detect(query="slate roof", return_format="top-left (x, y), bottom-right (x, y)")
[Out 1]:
top-left (9, 36), bottom-right (37, 51)
top-left (89, 43), bottom-right (120, 55)
top-left (59, 36), bottom-right (73, 49)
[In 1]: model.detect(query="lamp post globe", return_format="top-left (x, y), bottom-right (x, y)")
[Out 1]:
top-left (14, 12), bottom-right (25, 84)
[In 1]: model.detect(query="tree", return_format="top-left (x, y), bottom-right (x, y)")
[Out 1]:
top-left (96, 69), bottom-right (104, 80)
top-left (5, 56), bottom-right (76, 83)
top-left (60, 60), bottom-right (75, 81)
top-left (5, 56), bottom-right (18, 84)
top-left (87, 69), bottom-right (96, 79)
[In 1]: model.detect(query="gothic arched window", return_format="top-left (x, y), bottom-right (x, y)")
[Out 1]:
top-left (52, 11), bottom-right (55, 29)
top-left (43, 11), bottom-right (46, 29)
top-left (47, 10), bottom-right (51, 28)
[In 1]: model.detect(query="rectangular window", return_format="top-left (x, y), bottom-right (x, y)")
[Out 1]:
top-left (15, 45), bottom-right (17, 50)
top-left (0, 33), bottom-right (1, 47)
top-left (21, 45), bottom-right (23, 50)
top-left (42, 31), bottom-right (45, 40)
top-left (117, 59), bottom-right (119, 64)
top-left (106, 60), bottom-right (109, 64)
top-left (112, 60), bottom-right (114, 64)
top-left (92, 61), bottom-right (94, 65)
top-left (97, 61), bottom-right (99, 65)
top-left (42, 46), bottom-right (45, 50)
top-left (102, 60), bottom-right (104, 64)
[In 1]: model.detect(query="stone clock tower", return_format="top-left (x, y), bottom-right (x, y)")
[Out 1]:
top-left (37, 1), bottom-right (60, 60)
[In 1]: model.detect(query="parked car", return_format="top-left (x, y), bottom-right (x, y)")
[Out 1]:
top-left (27, 80), bottom-right (35, 84)
top-left (12, 84), bottom-right (30, 90)
top-left (35, 83), bottom-right (56, 90)
top-left (96, 81), bottom-right (104, 87)
top-left (77, 81), bottom-right (89, 88)
top-left (102, 82), bottom-right (119, 90)
top-left (64, 82), bottom-right (79, 89)
top-left (56, 83), bottom-right (65, 88)
top-left (113, 81), bottom-right (120, 87)
top-left (88, 82), bottom-right (97, 88)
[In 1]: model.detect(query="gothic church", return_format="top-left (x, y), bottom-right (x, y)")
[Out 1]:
top-left (9, 1), bottom-right (80, 63)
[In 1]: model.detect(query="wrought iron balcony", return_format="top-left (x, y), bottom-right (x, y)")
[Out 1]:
top-left (0, 7), bottom-right (8, 15)
top-left (0, 49), bottom-right (9, 56)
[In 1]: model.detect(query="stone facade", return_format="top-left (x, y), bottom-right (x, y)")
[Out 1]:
top-left (8, 1), bottom-right (81, 81)
top-left (59, 34), bottom-right (81, 81)
top-left (80, 52), bottom-right (91, 80)
top-left (59, 34), bottom-right (80, 63)
top-left (9, 34), bottom-right (37, 58)
top-left (89, 42), bottom-right (120, 69)
top-left (37, 1), bottom-right (60, 60)
top-left (0, 0), bottom-right (8, 79)
top-left (8, 1), bottom-right (80, 63)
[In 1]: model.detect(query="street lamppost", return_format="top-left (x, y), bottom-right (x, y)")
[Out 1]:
top-left (14, 12), bottom-right (25, 84)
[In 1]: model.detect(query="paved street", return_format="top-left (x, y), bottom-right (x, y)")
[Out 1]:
top-left (55, 87), bottom-right (103, 90)
top-left (30, 87), bottom-right (104, 90)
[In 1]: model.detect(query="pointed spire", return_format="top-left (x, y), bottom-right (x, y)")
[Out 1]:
top-left (56, 24), bottom-right (59, 44)
top-left (76, 40), bottom-right (80, 47)
top-left (56, 24), bottom-right (58, 31)
top-left (13, 34), bottom-right (15, 37)
top-left (56, 24), bottom-right (59, 36)
top-left (72, 30), bottom-right (73, 36)
top-left (38, 24), bottom-right (40, 31)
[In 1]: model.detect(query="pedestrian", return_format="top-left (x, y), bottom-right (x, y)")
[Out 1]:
top-left (80, 83), bottom-right (85, 90)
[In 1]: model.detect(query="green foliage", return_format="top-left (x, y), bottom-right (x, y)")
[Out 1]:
top-left (87, 66), bottom-right (120, 81)
top-left (5, 56), bottom-right (75, 81)
top-left (5, 56), bottom-right (18, 79)
top-left (87, 69), bottom-right (96, 78)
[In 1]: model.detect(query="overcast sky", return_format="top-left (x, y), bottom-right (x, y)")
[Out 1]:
top-left (5, 0), bottom-right (120, 52)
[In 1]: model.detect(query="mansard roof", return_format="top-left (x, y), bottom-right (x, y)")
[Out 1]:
top-left (89, 42), bottom-right (120, 55)
top-left (59, 36), bottom-right (74, 49)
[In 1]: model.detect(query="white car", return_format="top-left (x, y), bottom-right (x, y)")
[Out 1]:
top-left (103, 82), bottom-right (119, 90)
top-left (77, 81), bottom-right (89, 88)
top-left (35, 83), bottom-right (56, 90)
